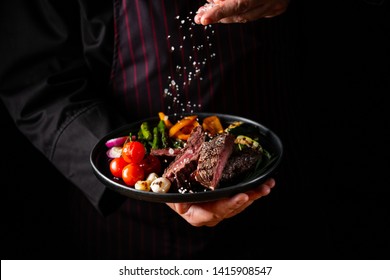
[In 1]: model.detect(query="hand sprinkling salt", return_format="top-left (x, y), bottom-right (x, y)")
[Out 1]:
top-left (197, 2), bottom-right (218, 14)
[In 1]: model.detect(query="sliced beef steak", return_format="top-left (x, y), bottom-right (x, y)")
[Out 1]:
top-left (161, 124), bottom-right (263, 192)
top-left (220, 148), bottom-right (262, 183)
top-left (162, 125), bottom-right (205, 188)
top-left (195, 133), bottom-right (235, 190)
top-left (150, 147), bottom-right (181, 157)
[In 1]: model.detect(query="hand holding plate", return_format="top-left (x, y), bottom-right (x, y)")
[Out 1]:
top-left (166, 178), bottom-right (275, 227)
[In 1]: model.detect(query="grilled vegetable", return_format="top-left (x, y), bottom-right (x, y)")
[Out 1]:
top-left (138, 121), bottom-right (153, 142)
top-left (157, 120), bottom-right (170, 148)
top-left (235, 135), bottom-right (261, 151)
top-left (169, 115), bottom-right (198, 139)
top-left (202, 115), bottom-right (224, 136)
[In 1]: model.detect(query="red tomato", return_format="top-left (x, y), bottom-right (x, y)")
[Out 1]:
top-left (122, 163), bottom-right (145, 186)
top-left (109, 157), bottom-right (128, 178)
top-left (121, 141), bottom-right (146, 164)
top-left (139, 154), bottom-right (161, 175)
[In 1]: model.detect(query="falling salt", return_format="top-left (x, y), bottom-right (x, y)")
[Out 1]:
top-left (164, 3), bottom-right (217, 117)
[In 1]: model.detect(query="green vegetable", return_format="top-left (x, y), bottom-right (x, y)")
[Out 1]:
top-left (151, 126), bottom-right (160, 149)
top-left (137, 120), bottom-right (171, 150)
top-left (139, 122), bottom-right (153, 141)
top-left (226, 122), bottom-right (259, 138)
top-left (235, 135), bottom-right (262, 151)
top-left (157, 120), bottom-right (170, 148)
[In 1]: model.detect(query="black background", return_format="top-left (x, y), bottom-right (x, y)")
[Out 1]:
top-left (1, 0), bottom-right (389, 260)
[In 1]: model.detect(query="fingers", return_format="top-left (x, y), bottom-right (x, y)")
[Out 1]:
top-left (223, 193), bottom-right (254, 218)
top-left (211, 0), bottom-right (264, 23)
top-left (216, 4), bottom-right (269, 24)
top-left (245, 178), bottom-right (275, 200)
top-left (195, 3), bottom-right (220, 25)
top-left (166, 178), bottom-right (276, 227)
top-left (224, 178), bottom-right (275, 218)
top-left (167, 194), bottom-right (250, 227)
top-left (195, 0), bottom-right (289, 25)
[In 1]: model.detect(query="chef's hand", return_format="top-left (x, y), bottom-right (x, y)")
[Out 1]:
top-left (166, 178), bottom-right (275, 227)
top-left (194, 0), bottom-right (290, 25)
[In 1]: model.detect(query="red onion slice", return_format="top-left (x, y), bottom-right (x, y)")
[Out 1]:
top-left (105, 136), bottom-right (128, 148)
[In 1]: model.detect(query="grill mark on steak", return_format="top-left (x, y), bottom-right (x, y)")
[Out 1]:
top-left (195, 133), bottom-right (235, 190)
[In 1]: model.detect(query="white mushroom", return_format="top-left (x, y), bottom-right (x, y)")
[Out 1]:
top-left (134, 180), bottom-right (151, 192)
top-left (150, 177), bottom-right (171, 193)
top-left (146, 172), bottom-right (159, 184)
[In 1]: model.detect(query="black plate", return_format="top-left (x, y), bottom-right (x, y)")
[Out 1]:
top-left (90, 113), bottom-right (283, 203)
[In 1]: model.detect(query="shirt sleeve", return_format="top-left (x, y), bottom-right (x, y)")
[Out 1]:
top-left (0, 0), bottom-right (127, 215)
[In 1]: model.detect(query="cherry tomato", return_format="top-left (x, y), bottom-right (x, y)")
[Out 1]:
top-left (122, 163), bottom-right (145, 186)
top-left (139, 154), bottom-right (162, 175)
top-left (109, 157), bottom-right (128, 178)
top-left (121, 141), bottom-right (146, 164)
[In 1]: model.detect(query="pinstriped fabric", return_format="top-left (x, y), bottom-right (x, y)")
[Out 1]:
top-left (103, 0), bottom-right (294, 259)
top-left (110, 0), bottom-right (290, 123)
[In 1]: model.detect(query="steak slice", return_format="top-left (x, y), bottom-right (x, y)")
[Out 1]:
top-left (195, 133), bottom-right (235, 190)
top-left (220, 148), bottom-right (263, 183)
top-left (150, 147), bottom-right (181, 157)
top-left (162, 125), bottom-right (205, 188)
